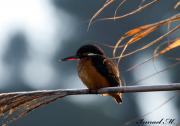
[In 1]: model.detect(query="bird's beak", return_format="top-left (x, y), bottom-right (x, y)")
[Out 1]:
top-left (60, 55), bottom-right (79, 62)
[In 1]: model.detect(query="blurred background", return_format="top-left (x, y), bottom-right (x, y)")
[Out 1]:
top-left (0, 0), bottom-right (179, 126)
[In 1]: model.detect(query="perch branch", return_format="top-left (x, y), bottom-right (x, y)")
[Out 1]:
top-left (1, 83), bottom-right (180, 97)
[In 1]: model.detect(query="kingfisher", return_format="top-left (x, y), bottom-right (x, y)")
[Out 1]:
top-left (61, 44), bottom-right (123, 103)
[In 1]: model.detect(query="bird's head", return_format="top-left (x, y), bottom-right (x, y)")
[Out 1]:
top-left (60, 44), bottom-right (104, 62)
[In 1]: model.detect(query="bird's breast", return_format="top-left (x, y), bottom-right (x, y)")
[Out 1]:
top-left (77, 58), bottom-right (109, 89)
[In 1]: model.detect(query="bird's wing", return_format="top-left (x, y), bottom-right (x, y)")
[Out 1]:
top-left (103, 58), bottom-right (121, 86)
top-left (91, 56), bottom-right (121, 87)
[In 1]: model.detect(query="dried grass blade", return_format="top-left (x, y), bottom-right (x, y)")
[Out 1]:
top-left (87, 0), bottom-right (114, 30)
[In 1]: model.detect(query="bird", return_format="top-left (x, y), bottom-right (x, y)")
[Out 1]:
top-left (61, 44), bottom-right (123, 103)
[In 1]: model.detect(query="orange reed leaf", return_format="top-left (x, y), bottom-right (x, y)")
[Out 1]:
top-left (113, 14), bottom-right (180, 60)
top-left (123, 14), bottom-right (179, 37)
top-left (120, 25), bottom-right (180, 58)
top-left (124, 24), bottom-right (153, 37)
top-left (128, 25), bottom-right (158, 45)
top-left (159, 38), bottom-right (180, 55)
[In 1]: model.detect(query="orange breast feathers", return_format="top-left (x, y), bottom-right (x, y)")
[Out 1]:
top-left (77, 58), bottom-right (110, 89)
top-left (77, 57), bottom-right (122, 89)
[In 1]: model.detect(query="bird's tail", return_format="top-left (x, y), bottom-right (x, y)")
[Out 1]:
top-left (111, 93), bottom-right (123, 104)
